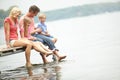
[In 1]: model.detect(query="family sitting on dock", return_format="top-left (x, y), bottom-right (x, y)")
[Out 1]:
top-left (4, 5), bottom-right (66, 67)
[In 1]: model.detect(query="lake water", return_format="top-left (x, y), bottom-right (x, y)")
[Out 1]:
top-left (1, 3), bottom-right (120, 80)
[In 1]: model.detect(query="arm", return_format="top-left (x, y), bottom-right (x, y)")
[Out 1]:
top-left (29, 19), bottom-right (40, 35)
top-left (45, 30), bottom-right (50, 36)
top-left (40, 30), bottom-right (50, 36)
top-left (19, 17), bottom-right (24, 38)
top-left (4, 22), bottom-right (10, 48)
top-left (30, 28), bottom-right (42, 35)
top-left (41, 31), bottom-right (50, 36)
top-left (37, 26), bottom-right (50, 36)
top-left (20, 27), bottom-right (24, 38)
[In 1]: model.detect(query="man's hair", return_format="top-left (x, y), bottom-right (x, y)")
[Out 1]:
top-left (29, 5), bottom-right (40, 13)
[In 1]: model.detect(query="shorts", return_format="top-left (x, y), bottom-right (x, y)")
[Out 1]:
top-left (9, 40), bottom-right (16, 47)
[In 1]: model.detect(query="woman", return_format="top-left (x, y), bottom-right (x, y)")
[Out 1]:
top-left (4, 7), bottom-right (33, 67)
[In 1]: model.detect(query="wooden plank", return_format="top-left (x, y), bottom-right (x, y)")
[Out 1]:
top-left (0, 45), bottom-right (57, 61)
top-left (0, 46), bottom-right (25, 56)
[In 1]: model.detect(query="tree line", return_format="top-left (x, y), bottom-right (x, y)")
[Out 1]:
top-left (0, 6), bottom-right (17, 28)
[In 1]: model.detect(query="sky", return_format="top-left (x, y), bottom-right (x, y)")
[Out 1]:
top-left (0, 0), bottom-right (120, 13)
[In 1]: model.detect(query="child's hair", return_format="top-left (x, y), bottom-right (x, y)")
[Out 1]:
top-left (9, 7), bottom-right (21, 17)
top-left (38, 13), bottom-right (46, 19)
top-left (23, 16), bottom-right (31, 37)
top-left (23, 16), bottom-right (31, 24)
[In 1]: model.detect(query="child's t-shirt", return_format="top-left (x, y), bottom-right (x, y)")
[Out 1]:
top-left (37, 22), bottom-right (47, 33)
top-left (20, 26), bottom-right (33, 39)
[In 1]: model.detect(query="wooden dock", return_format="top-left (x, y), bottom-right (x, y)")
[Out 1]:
top-left (0, 45), bottom-right (25, 56)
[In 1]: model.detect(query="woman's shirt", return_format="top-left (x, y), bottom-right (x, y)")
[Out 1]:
top-left (4, 17), bottom-right (18, 40)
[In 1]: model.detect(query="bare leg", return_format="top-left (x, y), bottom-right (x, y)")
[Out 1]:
top-left (32, 42), bottom-right (52, 56)
top-left (26, 67), bottom-right (33, 76)
top-left (38, 41), bottom-right (52, 52)
top-left (53, 50), bottom-right (66, 61)
top-left (39, 53), bottom-right (49, 64)
top-left (52, 38), bottom-right (57, 43)
top-left (13, 38), bottom-right (32, 67)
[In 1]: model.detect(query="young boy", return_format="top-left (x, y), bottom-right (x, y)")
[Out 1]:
top-left (37, 13), bottom-right (57, 43)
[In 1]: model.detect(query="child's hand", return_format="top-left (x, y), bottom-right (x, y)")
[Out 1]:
top-left (45, 32), bottom-right (50, 36)
top-left (35, 28), bottom-right (41, 33)
top-left (45, 33), bottom-right (50, 36)
top-left (41, 31), bottom-right (50, 36)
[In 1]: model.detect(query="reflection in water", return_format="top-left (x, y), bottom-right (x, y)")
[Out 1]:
top-left (25, 65), bottom-right (61, 80)
top-left (0, 63), bottom-right (62, 80)
top-left (0, 59), bottom-right (64, 80)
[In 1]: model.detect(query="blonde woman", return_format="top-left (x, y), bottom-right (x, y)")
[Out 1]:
top-left (4, 7), bottom-right (33, 67)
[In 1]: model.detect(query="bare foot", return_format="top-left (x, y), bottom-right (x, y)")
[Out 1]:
top-left (58, 56), bottom-right (67, 61)
top-left (44, 60), bottom-right (49, 64)
top-left (26, 63), bottom-right (32, 68)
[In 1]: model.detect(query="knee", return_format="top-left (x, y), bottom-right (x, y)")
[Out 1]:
top-left (55, 38), bottom-right (57, 42)
top-left (53, 38), bottom-right (57, 43)
top-left (26, 41), bottom-right (33, 48)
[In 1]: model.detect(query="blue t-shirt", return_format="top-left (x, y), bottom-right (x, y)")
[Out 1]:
top-left (37, 22), bottom-right (47, 33)
top-left (37, 22), bottom-right (54, 39)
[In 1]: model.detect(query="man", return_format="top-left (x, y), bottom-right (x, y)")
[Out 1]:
top-left (19, 5), bottom-right (66, 64)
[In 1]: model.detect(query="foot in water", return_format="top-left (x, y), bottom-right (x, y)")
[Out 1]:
top-left (44, 60), bottom-right (50, 64)
top-left (26, 63), bottom-right (32, 68)
top-left (58, 56), bottom-right (67, 61)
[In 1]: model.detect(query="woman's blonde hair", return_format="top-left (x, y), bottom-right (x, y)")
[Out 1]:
top-left (9, 7), bottom-right (21, 17)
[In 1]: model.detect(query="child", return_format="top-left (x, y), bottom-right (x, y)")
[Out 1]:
top-left (37, 13), bottom-right (57, 43)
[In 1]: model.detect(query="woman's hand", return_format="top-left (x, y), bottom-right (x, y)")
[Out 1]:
top-left (7, 44), bottom-right (11, 48)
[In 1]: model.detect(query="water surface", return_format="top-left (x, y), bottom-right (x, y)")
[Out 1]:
top-left (1, 3), bottom-right (120, 80)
